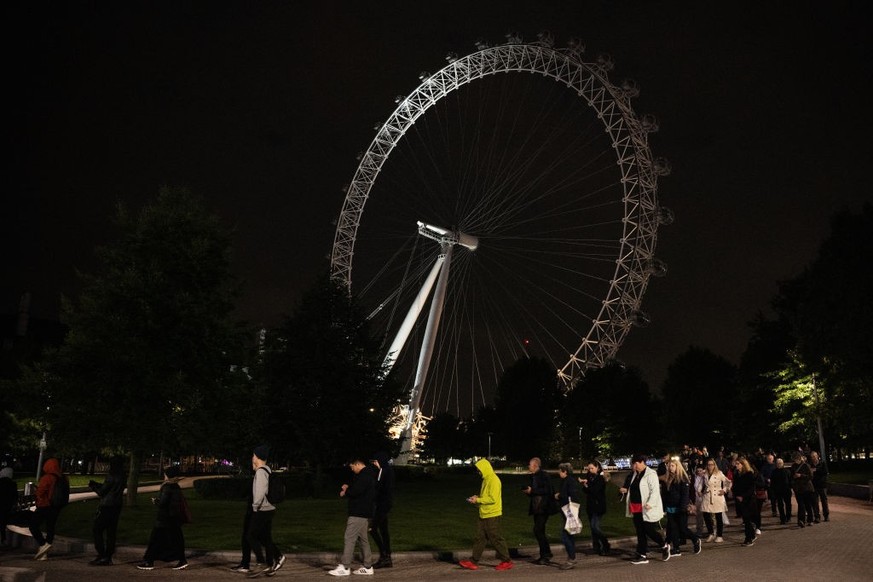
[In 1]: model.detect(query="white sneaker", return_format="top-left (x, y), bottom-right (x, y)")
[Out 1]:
top-left (352, 567), bottom-right (374, 575)
top-left (755, 528), bottom-right (762, 535)
top-left (328, 565), bottom-right (351, 577)
top-left (705, 534), bottom-right (715, 543)
top-left (35, 543), bottom-right (51, 560)
top-left (714, 536), bottom-right (724, 543)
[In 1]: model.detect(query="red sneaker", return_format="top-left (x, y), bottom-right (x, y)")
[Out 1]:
top-left (495, 561), bottom-right (514, 571)
top-left (458, 560), bottom-right (479, 570)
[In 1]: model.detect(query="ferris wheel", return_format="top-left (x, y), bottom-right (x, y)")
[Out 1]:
top-left (331, 33), bottom-right (672, 455)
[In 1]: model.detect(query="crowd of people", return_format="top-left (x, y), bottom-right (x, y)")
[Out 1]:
top-left (0, 443), bottom-right (832, 575)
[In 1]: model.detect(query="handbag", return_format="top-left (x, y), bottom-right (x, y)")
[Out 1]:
top-left (562, 497), bottom-right (583, 535)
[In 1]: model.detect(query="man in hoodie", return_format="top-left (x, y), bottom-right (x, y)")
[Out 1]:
top-left (30, 457), bottom-right (67, 560)
top-left (370, 451), bottom-right (395, 569)
top-left (458, 459), bottom-right (513, 571)
top-left (87, 456), bottom-right (126, 565)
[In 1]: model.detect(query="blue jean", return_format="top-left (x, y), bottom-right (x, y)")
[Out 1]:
top-left (588, 512), bottom-right (609, 552)
top-left (559, 515), bottom-right (576, 559)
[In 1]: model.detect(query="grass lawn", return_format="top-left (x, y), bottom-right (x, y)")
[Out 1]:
top-left (55, 472), bottom-right (636, 553)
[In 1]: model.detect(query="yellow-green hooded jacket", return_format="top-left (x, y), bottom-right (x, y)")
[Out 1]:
top-left (474, 459), bottom-right (502, 518)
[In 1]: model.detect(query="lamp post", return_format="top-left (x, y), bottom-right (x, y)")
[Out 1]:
top-left (487, 432), bottom-right (493, 460)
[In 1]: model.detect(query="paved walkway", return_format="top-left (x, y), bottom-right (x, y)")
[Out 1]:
top-left (1, 494), bottom-right (870, 581)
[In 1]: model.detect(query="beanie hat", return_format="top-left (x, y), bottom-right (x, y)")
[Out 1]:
top-left (253, 444), bottom-right (270, 461)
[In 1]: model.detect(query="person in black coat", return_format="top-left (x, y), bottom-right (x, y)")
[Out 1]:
top-left (87, 457), bottom-right (126, 565)
top-left (580, 460), bottom-right (611, 555)
top-left (770, 457), bottom-right (793, 524)
top-left (661, 459), bottom-right (700, 555)
top-left (809, 451), bottom-right (829, 522)
top-left (136, 466), bottom-right (188, 570)
top-left (523, 457), bottom-right (555, 564)
top-left (370, 451), bottom-right (395, 569)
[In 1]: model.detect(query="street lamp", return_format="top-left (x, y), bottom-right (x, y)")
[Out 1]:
top-left (487, 432), bottom-right (493, 460)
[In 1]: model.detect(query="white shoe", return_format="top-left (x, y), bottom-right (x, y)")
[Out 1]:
top-left (35, 543), bottom-right (51, 560)
top-left (328, 565), bottom-right (351, 577)
top-left (755, 528), bottom-right (762, 535)
top-left (714, 536), bottom-right (724, 543)
top-left (705, 534), bottom-right (715, 543)
top-left (352, 567), bottom-right (374, 575)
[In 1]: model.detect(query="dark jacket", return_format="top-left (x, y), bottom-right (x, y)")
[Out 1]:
top-left (346, 468), bottom-right (376, 519)
top-left (0, 470), bottom-right (17, 515)
top-left (811, 460), bottom-right (828, 490)
top-left (89, 472), bottom-right (125, 507)
top-left (527, 469), bottom-right (555, 516)
top-left (557, 474), bottom-right (579, 507)
top-left (770, 467), bottom-right (792, 495)
top-left (583, 472), bottom-right (607, 516)
top-left (154, 481), bottom-right (184, 527)
top-left (372, 451), bottom-right (395, 515)
top-left (662, 478), bottom-right (691, 510)
top-left (791, 462), bottom-right (815, 494)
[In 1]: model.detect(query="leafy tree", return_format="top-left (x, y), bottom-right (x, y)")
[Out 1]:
top-left (420, 411), bottom-right (464, 464)
top-left (660, 347), bottom-right (737, 447)
top-left (259, 275), bottom-right (403, 478)
top-left (492, 356), bottom-right (562, 462)
top-left (31, 187), bottom-right (245, 503)
top-left (559, 362), bottom-right (660, 459)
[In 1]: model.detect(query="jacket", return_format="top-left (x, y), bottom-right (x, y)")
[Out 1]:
top-left (625, 466), bottom-right (664, 522)
top-left (35, 458), bottom-right (63, 509)
top-left (252, 466), bottom-right (276, 512)
top-left (345, 467), bottom-right (376, 519)
top-left (700, 471), bottom-right (731, 513)
top-left (582, 472), bottom-right (607, 516)
top-left (791, 462), bottom-right (815, 494)
top-left (89, 472), bottom-right (125, 507)
top-left (527, 468), bottom-right (555, 515)
top-left (474, 459), bottom-right (502, 519)
top-left (662, 478), bottom-right (691, 510)
top-left (372, 451), bottom-right (395, 515)
top-left (154, 480), bottom-right (184, 527)
top-left (770, 467), bottom-right (791, 494)
top-left (811, 460), bottom-right (828, 490)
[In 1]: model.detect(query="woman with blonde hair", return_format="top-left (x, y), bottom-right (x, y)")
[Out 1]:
top-left (661, 459), bottom-right (701, 555)
top-left (731, 456), bottom-right (760, 546)
top-left (700, 458), bottom-right (730, 543)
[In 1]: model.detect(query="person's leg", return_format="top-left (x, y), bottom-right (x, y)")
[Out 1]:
top-left (665, 512), bottom-right (678, 550)
top-left (247, 512), bottom-right (268, 566)
top-left (104, 506), bottom-right (121, 560)
top-left (261, 510), bottom-right (276, 567)
top-left (560, 516), bottom-right (576, 559)
top-left (819, 488), bottom-right (829, 520)
top-left (353, 517), bottom-right (372, 568)
top-left (483, 516), bottom-right (511, 563)
top-left (632, 513), bottom-right (647, 556)
top-left (471, 518), bottom-right (486, 562)
top-left (28, 508), bottom-right (48, 546)
top-left (811, 489), bottom-right (821, 521)
top-left (643, 519), bottom-right (666, 548)
top-left (169, 525), bottom-right (185, 562)
top-left (340, 518), bottom-right (357, 568)
top-left (714, 511), bottom-right (724, 537)
top-left (679, 512), bottom-right (699, 549)
top-left (591, 513), bottom-right (609, 551)
top-left (239, 509), bottom-right (256, 566)
top-left (533, 514), bottom-right (551, 558)
top-left (93, 508), bottom-right (108, 558)
top-left (703, 512), bottom-right (714, 536)
top-left (44, 507), bottom-right (60, 545)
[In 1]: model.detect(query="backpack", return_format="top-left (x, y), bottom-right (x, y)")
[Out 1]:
top-left (260, 466), bottom-right (285, 504)
top-left (50, 474), bottom-right (70, 508)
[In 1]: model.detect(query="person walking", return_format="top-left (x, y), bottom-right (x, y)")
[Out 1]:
top-left (136, 466), bottom-right (189, 571)
top-left (0, 467), bottom-right (18, 547)
top-left (29, 457), bottom-right (68, 561)
top-left (691, 465), bottom-right (707, 535)
top-left (458, 459), bottom-right (513, 571)
top-left (760, 453), bottom-right (777, 518)
top-left (770, 458), bottom-right (793, 524)
top-left (621, 454), bottom-right (669, 565)
top-left (229, 471), bottom-right (266, 573)
top-left (701, 458), bottom-right (731, 543)
top-left (523, 457), bottom-right (555, 565)
top-left (809, 451), bottom-right (829, 523)
top-left (554, 462), bottom-right (579, 569)
top-left (580, 460), bottom-right (611, 556)
top-left (790, 452), bottom-right (816, 528)
top-left (329, 456), bottom-right (376, 577)
top-left (370, 451), bottom-right (395, 569)
top-left (247, 445), bottom-right (285, 578)
top-left (662, 459), bottom-right (701, 555)
top-left (731, 457), bottom-right (760, 546)
top-left (87, 456), bottom-right (125, 566)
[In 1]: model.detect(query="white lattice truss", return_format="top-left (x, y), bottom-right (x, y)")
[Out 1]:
top-left (331, 41), bottom-right (665, 387)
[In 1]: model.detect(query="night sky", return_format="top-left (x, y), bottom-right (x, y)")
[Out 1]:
top-left (5, 1), bottom-right (872, 394)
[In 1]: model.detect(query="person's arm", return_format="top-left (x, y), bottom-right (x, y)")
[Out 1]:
top-left (252, 468), bottom-right (269, 510)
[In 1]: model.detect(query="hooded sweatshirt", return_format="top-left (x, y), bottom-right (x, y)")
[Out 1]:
top-left (35, 458), bottom-right (62, 508)
top-left (474, 459), bottom-right (502, 519)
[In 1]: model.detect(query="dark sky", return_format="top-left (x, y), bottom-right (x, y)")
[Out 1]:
top-left (4, 1), bottom-right (872, 394)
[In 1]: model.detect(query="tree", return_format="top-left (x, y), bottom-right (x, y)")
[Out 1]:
top-left (259, 275), bottom-right (403, 476)
top-left (660, 347), bottom-right (737, 447)
top-left (420, 412), bottom-right (463, 464)
top-left (34, 187), bottom-right (244, 503)
top-left (492, 357), bottom-right (562, 462)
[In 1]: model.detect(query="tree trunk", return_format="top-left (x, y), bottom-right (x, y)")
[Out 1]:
top-left (126, 450), bottom-right (142, 507)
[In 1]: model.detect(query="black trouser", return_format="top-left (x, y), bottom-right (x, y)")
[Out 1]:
top-left (248, 510), bottom-right (279, 568)
top-left (775, 489), bottom-right (792, 522)
top-left (703, 511), bottom-right (724, 536)
top-left (532, 513), bottom-right (551, 559)
top-left (93, 505), bottom-right (122, 559)
top-left (796, 490), bottom-right (816, 524)
top-left (665, 510), bottom-right (698, 551)
top-left (143, 525), bottom-right (185, 562)
top-left (813, 488), bottom-right (829, 520)
top-left (767, 486), bottom-right (778, 515)
top-left (370, 512), bottom-right (391, 558)
top-left (29, 506), bottom-right (61, 546)
top-left (737, 497), bottom-right (759, 542)
top-left (632, 512), bottom-right (665, 556)
top-left (240, 508), bottom-right (265, 567)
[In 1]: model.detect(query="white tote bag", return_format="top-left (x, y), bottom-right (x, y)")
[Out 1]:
top-left (562, 497), bottom-right (583, 535)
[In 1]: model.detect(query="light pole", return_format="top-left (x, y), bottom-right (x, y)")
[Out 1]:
top-left (487, 432), bottom-right (493, 460)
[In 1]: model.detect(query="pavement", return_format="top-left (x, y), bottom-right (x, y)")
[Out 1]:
top-left (1, 492), bottom-right (870, 581)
